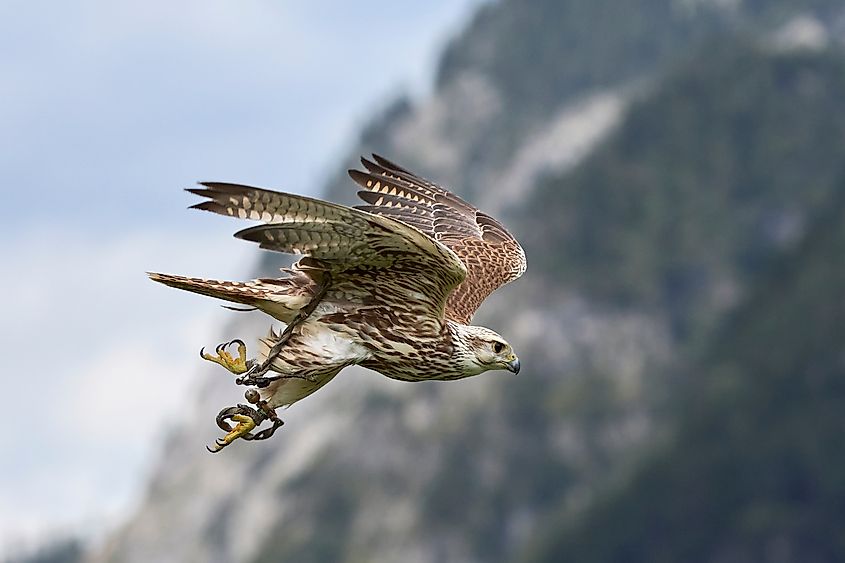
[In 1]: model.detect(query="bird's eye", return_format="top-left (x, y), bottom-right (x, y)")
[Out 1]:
top-left (493, 341), bottom-right (505, 354)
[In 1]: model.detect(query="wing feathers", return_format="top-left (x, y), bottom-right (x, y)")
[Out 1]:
top-left (234, 222), bottom-right (370, 262)
top-left (185, 156), bottom-right (525, 325)
top-left (349, 169), bottom-right (437, 206)
top-left (475, 211), bottom-right (513, 243)
top-left (188, 182), bottom-right (351, 224)
top-left (349, 155), bottom-right (527, 323)
top-left (354, 205), bottom-right (434, 232)
top-left (188, 182), bottom-right (467, 316)
top-left (367, 155), bottom-right (478, 216)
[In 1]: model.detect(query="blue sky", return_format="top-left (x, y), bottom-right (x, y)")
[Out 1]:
top-left (0, 0), bottom-right (485, 555)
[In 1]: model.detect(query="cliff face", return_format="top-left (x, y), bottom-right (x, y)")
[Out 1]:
top-left (520, 46), bottom-right (845, 562)
top-left (525, 173), bottom-right (845, 563)
top-left (93, 1), bottom-right (845, 562)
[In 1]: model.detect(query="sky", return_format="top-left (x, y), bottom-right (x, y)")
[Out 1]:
top-left (0, 0), bottom-right (486, 556)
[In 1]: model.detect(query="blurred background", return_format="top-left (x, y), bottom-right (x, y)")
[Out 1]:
top-left (3, 0), bottom-right (845, 562)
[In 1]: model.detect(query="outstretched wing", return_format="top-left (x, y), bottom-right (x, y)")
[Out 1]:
top-left (188, 183), bottom-right (467, 317)
top-left (349, 155), bottom-right (526, 324)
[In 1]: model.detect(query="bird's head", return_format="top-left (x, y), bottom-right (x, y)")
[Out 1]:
top-left (453, 324), bottom-right (520, 376)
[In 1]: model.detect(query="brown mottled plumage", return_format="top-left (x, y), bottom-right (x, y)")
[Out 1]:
top-left (149, 155), bottom-right (525, 409)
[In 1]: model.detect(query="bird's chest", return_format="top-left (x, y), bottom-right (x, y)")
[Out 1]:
top-left (360, 326), bottom-right (464, 382)
top-left (298, 322), bottom-right (370, 362)
top-left (313, 297), bottom-right (462, 382)
top-left (270, 320), bottom-right (370, 376)
top-left (369, 356), bottom-right (460, 381)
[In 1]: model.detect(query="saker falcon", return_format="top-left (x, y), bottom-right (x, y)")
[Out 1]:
top-left (149, 155), bottom-right (526, 451)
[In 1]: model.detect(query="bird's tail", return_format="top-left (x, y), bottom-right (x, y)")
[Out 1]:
top-left (148, 272), bottom-right (313, 323)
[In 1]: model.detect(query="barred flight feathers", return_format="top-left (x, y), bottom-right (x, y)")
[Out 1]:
top-left (188, 182), bottom-right (468, 317)
top-left (147, 272), bottom-right (312, 323)
top-left (187, 182), bottom-right (355, 224)
top-left (349, 155), bottom-right (526, 323)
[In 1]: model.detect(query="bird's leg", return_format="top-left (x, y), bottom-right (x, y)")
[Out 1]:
top-left (204, 273), bottom-right (331, 452)
top-left (245, 390), bottom-right (285, 441)
top-left (238, 272), bottom-right (334, 381)
top-left (200, 272), bottom-right (332, 385)
top-left (207, 409), bottom-right (256, 453)
top-left (200, 339), bottom-right (254, 375)
top-left (206, 390), bottom-right (285, 453)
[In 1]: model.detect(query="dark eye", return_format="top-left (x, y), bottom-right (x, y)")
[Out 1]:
top-left (493, 342), bottom-right (505, 354)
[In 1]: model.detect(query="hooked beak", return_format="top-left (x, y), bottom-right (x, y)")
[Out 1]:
top-left (506, 357), bottom-right (521, 375)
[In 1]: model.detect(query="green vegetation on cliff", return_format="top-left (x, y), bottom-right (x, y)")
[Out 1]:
top-left (525, 168), bottom-right (845, 563)
top-left (524, 43), bottom-right (845, 339)
top-left (517, 39), bottom-right (845, 563)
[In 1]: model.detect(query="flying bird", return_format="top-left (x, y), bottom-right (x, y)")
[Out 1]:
top-left (149, 155), bottom-right (526, 450)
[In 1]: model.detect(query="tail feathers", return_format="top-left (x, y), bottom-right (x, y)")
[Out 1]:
top-left (147, 272), bottom-right (311, 323)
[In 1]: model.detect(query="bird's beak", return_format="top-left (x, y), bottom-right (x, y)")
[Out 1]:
top-left (506, 357), bottom-right (521, 375)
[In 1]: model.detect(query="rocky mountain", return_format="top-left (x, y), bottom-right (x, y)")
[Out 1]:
top-left (525, 169), bottom-right (845, 562)
top-left (86, 1), bottom-right (845, 562)
top-left (520, 43), bottom-right (845, 563)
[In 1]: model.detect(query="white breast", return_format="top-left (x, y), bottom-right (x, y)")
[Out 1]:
top-left (300, 322), bottom-right (370, 362)
top-left (259, 322), bottom-right (370, 409)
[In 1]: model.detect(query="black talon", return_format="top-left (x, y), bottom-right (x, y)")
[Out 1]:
top-left (199, 346), bottom-right (207, 358)
top-left (215, 405), bottom-right (241, 431)
top-left (207, 437), bottom-right (229, 453)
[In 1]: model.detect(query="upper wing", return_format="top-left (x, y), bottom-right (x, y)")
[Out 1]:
top-left (349, 155), bottom-right (526, 324)
top-left (188, 182), bottom-right (467, 317)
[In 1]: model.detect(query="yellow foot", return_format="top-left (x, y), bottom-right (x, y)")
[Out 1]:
top-left (207, 414), bottom-right (256, 453)
top-left (200, 339), bottom-right (251, 375)
top-left (206, 398), bottom-right (285, 453)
